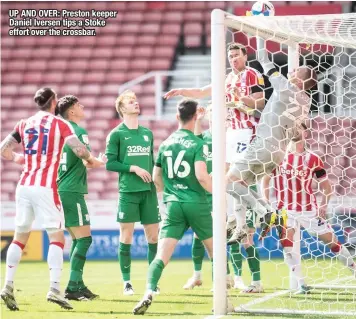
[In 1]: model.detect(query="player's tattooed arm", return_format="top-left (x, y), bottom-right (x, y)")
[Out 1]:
top-left (0, 134), bottom-right (24, 164)
top-left (66, 136), bottom-right (92, 161)
top-left (153, 166), bottom-right (164, 192)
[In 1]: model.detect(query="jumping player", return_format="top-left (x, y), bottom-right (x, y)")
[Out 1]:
top-left (105, 90), bottom-right (160, 296)
top-left (133, 99), bottom-right (213, 315)
top-left (165, 42), bottom-right (265, 292)
top-left (0, 88), bottom-right (97, 311)
top-left (226, 38), bottom-right (318, 243)
top-left (57, 95), bottom-right (106, 301)
top-left (262, 123), bottom-right (356, 293)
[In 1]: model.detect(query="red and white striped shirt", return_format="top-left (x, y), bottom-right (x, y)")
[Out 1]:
top-left (273, 150), bottom-right (327, 212)
top-left (225, 67), bottom-right (264, 130)
top-left (15, 111), bottom-right (75, 190)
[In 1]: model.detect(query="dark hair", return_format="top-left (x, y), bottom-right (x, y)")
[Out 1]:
top-left (177, 99), bottom-right (198, 124)
top-left (34, 87), bottom-right (56, 111)
top-left (57, 95), bottom-right (79, 118)
top-left (227, 42), bottom-right (247, 55)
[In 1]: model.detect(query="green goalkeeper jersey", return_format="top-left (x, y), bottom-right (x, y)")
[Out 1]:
top-left (198, 130), bottom-right (212, 204)
top-left (105, 123), bottom-right (154, 193)
top-left (57, 121), bottom-right (91, 194)
top-left (156, 129), bottom-right (209, 204)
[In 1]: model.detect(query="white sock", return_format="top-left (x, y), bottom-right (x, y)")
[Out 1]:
top-left (124, 280), bottom-right (132, 286)
top-left (234, 201), bottom-right (246, 230)
top-left (193, 271), bottom-right (202, 280)
top-left (48, 242), bottom-right (63, 291)
top-left (5, 241), bottom-right (24, 287)
top-left (336, 245), bottom-right (355, 270)
top-left (283, 247), bottom-right (305, 287)
top-left (252, 280), bottom-right (261, 287)
top-left (144, 289), bottom-right (153, 299)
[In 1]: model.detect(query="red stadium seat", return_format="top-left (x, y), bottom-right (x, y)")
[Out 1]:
top-left (184, 23), bottom-right (203, 35)
top-left (161, 24), bottom-right (181, 35)
top-left (185, 35), bottom-right (202, 48)
top-left (163, 12), bottom-right (184, 22)
top-left (166, 2), bottom-right (187, 11)
top-left (122, 12), bottom-right (144, 23)
top-left (184, 11), bottom-right (205, 22)
top-left (121, 23), bottom-right (141, 34)
top-left (80, 84), bottom-right (102, 96)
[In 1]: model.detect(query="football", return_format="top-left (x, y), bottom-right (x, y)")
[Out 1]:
top-left (251, 1), bottom-right (275, 16)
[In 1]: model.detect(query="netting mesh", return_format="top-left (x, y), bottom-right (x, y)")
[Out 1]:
top-left (221, 13), bottom-right (356, 316)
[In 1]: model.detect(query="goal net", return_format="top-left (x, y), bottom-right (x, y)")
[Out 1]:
top-left (210, 9), bottom-right (356, 316)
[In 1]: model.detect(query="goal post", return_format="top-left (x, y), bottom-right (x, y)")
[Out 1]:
top-left (211, 8), bottom-right (227, 316)
top-left (211, 9), bottom-right (356, 316)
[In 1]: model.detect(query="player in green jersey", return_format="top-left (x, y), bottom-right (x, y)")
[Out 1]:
top-left (105, 90), bottom-right (160, 296)
top-left (133, 99), bottom-right (213, 315)
top-left (57, 95), bottom-right (106, 301)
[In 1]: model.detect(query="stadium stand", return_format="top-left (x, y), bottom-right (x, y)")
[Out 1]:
top-left (1, 1), bottom-right (355, 210)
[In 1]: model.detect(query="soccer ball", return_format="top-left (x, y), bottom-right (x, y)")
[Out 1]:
top-left (251, 1), bottom-right (275, 16)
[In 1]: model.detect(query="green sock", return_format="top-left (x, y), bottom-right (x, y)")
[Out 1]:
top-left (147, 243), bottom-right (158, 265)
top-left (227, 260), bottom-right (231, 275)
top-left (147, 259), bottom-right (165, 290)
top-left (119, 243), bottom-right (131, 282)
top-left (67, 236), bottom-right (92, 291)
top-left (192, 237), bottom-right (205, 271)
top-left (230, 243), bottom-right (243, 276)
top-left (246, 245), bottom-right (261, 281)
top-left (69, 239), bottom-right (77, 259)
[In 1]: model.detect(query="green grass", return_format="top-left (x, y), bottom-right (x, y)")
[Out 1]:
top-left (1, 259), bottom-right (356, 319)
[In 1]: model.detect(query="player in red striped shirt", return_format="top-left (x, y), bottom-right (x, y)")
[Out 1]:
top-left (0, 88), bottom-right (99, 311)
top-left (262, 123), bottom-right (356, 293)
top-left (164, 43), bottom-right (265, 292)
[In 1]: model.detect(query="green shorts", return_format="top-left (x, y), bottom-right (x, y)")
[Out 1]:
top-left (160, 202), bottom-right (213, 241)
top-left (59, 192), bottom-right (90, 228)
top-left (117, 190), bottom-right (160, 224)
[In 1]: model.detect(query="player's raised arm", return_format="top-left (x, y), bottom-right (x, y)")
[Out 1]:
top-left (164, 84), bottom-right (211, 100)
top-left (194, 106), bottom-right (206, 136)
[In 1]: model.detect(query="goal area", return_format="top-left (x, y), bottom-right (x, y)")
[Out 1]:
top-left (210, 9), bottom-right (356, 317)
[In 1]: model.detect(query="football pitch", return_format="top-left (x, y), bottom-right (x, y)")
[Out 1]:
top-left (1, 260), bottom-right (355, 319)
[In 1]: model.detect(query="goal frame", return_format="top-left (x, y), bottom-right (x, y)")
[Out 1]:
top-left (211, 8), bottom-right (356, 317)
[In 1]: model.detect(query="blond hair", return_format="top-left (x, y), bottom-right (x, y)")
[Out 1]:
top-left (115, 90), bottom-right (136, 117)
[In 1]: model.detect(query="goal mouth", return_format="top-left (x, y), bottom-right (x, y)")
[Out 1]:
top-left (211, 9), bottom-right (356, 317)
top-left (224, 13), bottom-right (356, 49)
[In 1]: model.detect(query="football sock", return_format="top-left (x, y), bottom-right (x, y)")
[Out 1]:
top-left (48, 242), bottom-right (64, 291)
top-left (4, 241), bottom-right (24, 288)
top-left (230, 243), bottom-right (243, 276)
top-left (246, 246), bottom-right (261, 281)
top-left (147, 259), bottom-right (164, 291)
top-left (67, 236), bottom-right (92, 291)
top-left (119, 242), bottom-right (131, 282)
top-left (147, 243), bottom-right (158, 265)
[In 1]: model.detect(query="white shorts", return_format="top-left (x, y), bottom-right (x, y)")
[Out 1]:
top-left (15, 185), bottom-right (64, 232)
top-left (229, 136), bottom-right (285, 185)
top-left (226, 128), bottom-right (253, 164)
top-left (287, 210), bottom-right (333, 236)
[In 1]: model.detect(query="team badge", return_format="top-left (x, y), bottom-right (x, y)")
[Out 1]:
top-left (143, 135), bottom-right (149, 142)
